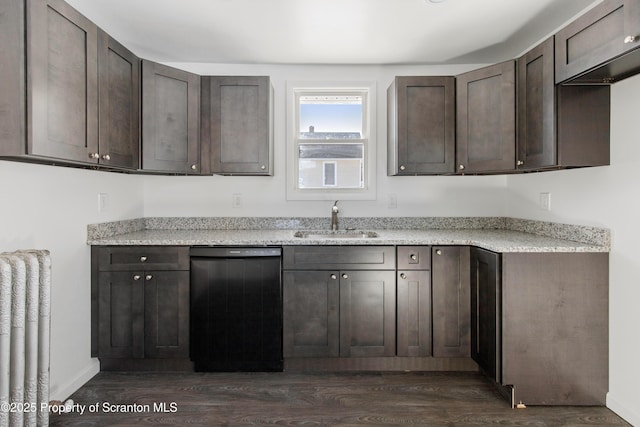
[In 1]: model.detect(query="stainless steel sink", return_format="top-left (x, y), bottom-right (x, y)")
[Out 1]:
top-left (293, 230), bottom-right (379, 239)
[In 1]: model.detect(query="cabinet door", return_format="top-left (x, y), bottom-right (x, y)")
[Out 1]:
top-left (456, 61), bottom-right (516, 173)
top-left (517, 37), bottom-right (556, 170)
top-left (340, 270), bottom-right (396, 357)
top-left (387, 76), bottom-right (455, 175)
top-left (283, 271), bottom-right (340, 357)
top-left (555, 0), bottom-right (640, 83)
top-left (28, 0), bottom-right (99, 163)
top-left (470, 247), bottom-right (501, 383)
top-left (97, 30), bottom-right (140, 170)
top-left (0, 0), bottom-right (25, 156)
top-left (144, 271), bottom-right (190, 358)
top-left (98, 271), bottom-right (145, 358)
top-left (432, 246), bottom-right (470, 358)
top-left (202, 76), bottom-right (273, 175)
top-left (396, 270), bottom-right (431, 357)
top-left (141, 60), bottom-right (200, 173)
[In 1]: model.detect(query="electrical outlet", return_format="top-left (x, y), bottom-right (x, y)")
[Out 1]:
top-left (232, 193), bottom-right (242, 208)
top-left (98, 193), bottom-right (109, 212)
top-left (388, 194), bottom-right (397, 209)
top-left (539, 192), bottom-right (551, 211)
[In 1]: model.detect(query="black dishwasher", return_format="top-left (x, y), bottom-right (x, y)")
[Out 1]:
top-left (190, 247), bottom-right (283, 372)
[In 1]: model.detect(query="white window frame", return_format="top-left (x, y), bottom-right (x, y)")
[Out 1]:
top-left (286, 81), bottom-right (377, 201)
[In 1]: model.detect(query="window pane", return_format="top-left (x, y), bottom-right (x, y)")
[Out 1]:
top-left (299, 95), bottom-right (362, 139)
top-left (298, 142), bottom-right (364, 189)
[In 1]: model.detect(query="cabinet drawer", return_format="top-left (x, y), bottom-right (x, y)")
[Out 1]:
top-left (397, 246), bottom-right (431, 270)
top-left (96, 246), bottom-right (189, 271)
top-left (283, 246), bottom-right (395, 270)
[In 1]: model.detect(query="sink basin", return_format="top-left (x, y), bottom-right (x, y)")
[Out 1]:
top-left (294, 230), bottom-right (379, 239)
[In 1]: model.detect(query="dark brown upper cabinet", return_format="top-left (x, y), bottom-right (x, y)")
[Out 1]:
top-left (0, 0), bottom-right (26, 158)
top-left (97, 30), bottom-right (140, 170)
top-left (29, 0), bottom-right (99, 164)
top-left (517, 37), bottom-right (557, 170)
top-left (456, 61), bottom-right (516, 174)
top-left (141, 60), bottom-right (200, 174)
top-left (555, 0), bottom-right (640, 84)
top-left (201, 76), bottom-right (273, 175)
top-left (519, 37), bottom-right (611, 170)
top-left (0, 0), bottom-right (137, 170)
top-left (387, 76), bottom-right (455, 175)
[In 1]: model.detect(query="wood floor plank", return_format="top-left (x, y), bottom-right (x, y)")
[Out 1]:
top-left (49, 372), bottom-right (630, 426)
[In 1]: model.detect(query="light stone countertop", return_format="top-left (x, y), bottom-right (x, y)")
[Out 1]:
top-left (87, 228), bottom-right (608, 253)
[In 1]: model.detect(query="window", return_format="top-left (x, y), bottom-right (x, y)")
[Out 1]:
top-left (286, 82), bottom-right (376, 201)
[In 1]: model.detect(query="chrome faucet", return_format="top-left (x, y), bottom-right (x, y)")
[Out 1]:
top-left (331, 201), bottom-right (339, 231)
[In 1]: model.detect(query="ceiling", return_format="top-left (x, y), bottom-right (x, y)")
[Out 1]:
top-left (65, 0), bottom-right (601, 65)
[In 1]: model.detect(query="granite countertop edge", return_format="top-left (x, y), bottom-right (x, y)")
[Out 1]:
top-left (87, 227), bottom-right (609, 253)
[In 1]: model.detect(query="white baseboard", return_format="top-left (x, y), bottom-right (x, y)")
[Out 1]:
top-left (49, 359), bottom-right (100, 402)
top-left (607, 392), bottom-right (640, 427)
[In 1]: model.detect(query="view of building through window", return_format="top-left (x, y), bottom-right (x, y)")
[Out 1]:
top-left (296, 94), bottom-right (365, 189)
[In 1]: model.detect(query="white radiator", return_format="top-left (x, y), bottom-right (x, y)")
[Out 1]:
top-left (0, 250), bottom-right (51, 427)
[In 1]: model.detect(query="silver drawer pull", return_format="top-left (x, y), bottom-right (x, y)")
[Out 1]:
top-left (140, 256), bottom-right (147, 262)
top-left (410, 254), bottom-right (417, 261)
top-left (435, 249), bottom-right (442, 255)
top-left (133, 275), bottom-right (141, 281)
top-left (145, 274), bottom-right (153, 281)
top-left (400, 273), bottom-right (407, 279)
top-left (330, 274), bottom-right (337, 280)
top-left (341, 273), bottom-right (348, 279)
top-left (624, 35), bottom-right (639, 44)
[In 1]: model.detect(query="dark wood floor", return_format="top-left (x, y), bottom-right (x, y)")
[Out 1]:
top-left (50, 371), bottom-right (630, 426)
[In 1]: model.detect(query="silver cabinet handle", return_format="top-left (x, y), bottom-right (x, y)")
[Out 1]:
top-left (101, 154), bottom-right (111, 161)
top-left (399, 165), bottom-right (406, 171)
top-left (191, 164), bottom-right (197, 170)
top-left (400, 273), bottom-right (406, 279)
top-left (88, 152), bottom-right (99, 159)
top-left (341, 273), bottom-right (348, 279)
top-left (133, 275), bottom-right (141, 281)
top-left (459, 164), bottom-right (465, 170)
top-left (140, 256), bottom-right (147, 262)
top-left (517, 160), bottom-right (524, 166)
top-left (261, 165), bottom-right (266, 170)
top-left (330, 274), bottom-right (337, 280)
top-left (625, 35), bottom-right (639, 43)
top-left (410, 254), bottom-right (417, 261)
top-left (145, 274), bottom-right (153, 281)
top-left (435, 249), bottom-right (442, 255)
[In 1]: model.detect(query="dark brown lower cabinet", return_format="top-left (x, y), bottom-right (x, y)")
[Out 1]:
top-left (283, 269), bottom-right (396, 358)
top-left (432, 246), bottom-right (471, 358)
top-left (92, 246), bottom-right (191, 370)
top-left (282, 246), bottom-right (396, 359)
top-left (470, 247), bottom-right (609, 406)
top-left (283, 271), bottom-right (340, 358)
top-left (396, 269), bottom-right (431, 357)
top-left (470, 247), bottom-right (501, 383)
top-left (97, 270), bottom-right (189, 360)
top-left (340, 270), bottom-right (396, 357)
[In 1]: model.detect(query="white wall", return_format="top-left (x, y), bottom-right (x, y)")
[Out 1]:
top-left (0, 161), bottom-right (145, 400)
top-left (143, 63), bottom-right (508, 218)
top-left (506, 73), bottom-right (640, 425)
